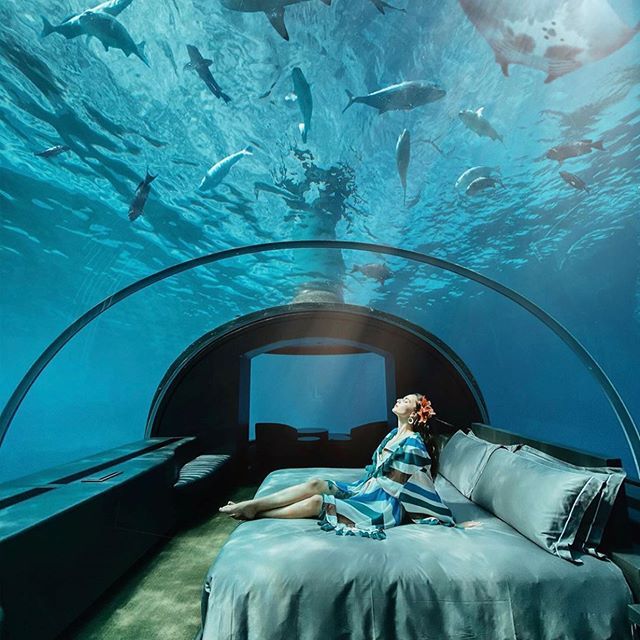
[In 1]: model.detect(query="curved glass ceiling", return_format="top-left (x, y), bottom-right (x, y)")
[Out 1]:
top-left (0, 246), bottom-right (637, 483)
top-left (1, 1), bottom-right (639, 481)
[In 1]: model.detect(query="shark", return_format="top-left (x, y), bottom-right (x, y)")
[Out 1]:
top-left (459, 0), bottom-right (640, 83)
top-left (185, 45), bottom-right (231, 102)
top-left (77, 11), bottom-right (149, 66)
top-left (219, 0), bottom-right (332, 41)
top-left (41, 0), bottom-right (134, 39)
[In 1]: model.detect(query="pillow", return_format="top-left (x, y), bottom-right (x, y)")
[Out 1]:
top-left (439, 430), bottom-right (504, 498)
top-left (514, 445), bottom-right (626, 558)
top-left (471, 448), bottom-right (602, 563)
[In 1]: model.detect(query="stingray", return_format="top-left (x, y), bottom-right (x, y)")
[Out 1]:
top-left (458, 0), bottom-right (640, 82)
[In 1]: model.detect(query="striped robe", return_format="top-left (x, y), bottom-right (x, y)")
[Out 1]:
top-left (318, 428), bottom-right (459, 540)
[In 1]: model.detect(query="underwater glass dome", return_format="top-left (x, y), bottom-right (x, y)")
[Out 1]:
top-left (2, 0), bottom-right (639, 479)
top-left (1, 1), bottom-right (640, 637)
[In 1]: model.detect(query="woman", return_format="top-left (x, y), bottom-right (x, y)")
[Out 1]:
top-left (219, 394), bottom-right (481, 538)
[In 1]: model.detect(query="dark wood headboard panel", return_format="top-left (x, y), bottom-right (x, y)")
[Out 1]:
top-left (469, 422), bottom-right (624, 468)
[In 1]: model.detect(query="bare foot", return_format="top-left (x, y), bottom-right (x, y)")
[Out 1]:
top-left (460, 520), bottom-right (482, 529)
top-left (218, 500), bottom-right (258, 520)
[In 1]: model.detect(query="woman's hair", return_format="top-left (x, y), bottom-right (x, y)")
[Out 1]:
top-left (409, 394), bottom-right (439, 478)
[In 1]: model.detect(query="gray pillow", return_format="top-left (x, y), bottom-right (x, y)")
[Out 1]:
top-left (471, 448), bottom-right (602, 563)
top-left (439, 430), bottom-right (504, 498)
top-left (515, 445), bottom-right (626, 558)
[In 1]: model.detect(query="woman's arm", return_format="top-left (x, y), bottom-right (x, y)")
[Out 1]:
top-left (365, 430), bottom-right (396, 476)
top-left (376, 437), bottom-right (458, 527)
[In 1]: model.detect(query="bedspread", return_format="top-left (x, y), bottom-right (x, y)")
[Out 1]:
top-left (197, 467), bottom-right (633, 640)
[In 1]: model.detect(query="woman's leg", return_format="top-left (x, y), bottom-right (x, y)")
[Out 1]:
top-left (219, 478), bottom-right (329, 520)
top-left (255, 495), bottom-right (324, 520)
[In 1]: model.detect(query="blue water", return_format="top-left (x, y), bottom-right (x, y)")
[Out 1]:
top-left (1, 0), bottom-right (639, 481)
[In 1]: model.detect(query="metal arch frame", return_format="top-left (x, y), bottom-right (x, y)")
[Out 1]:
top-left (0, 240), bottom-right (638, 475)
top-left (143, 303), bottom-right (491, 435)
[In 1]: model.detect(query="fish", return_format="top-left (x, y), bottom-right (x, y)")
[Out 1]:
top-left (415, 137), bottom-right (445, 156)
top-left (41, 0), bottom-right (134, 39)
top-left (159, 40), bottom-right (178, 76)
top-left (343, 81), bottom-right (445, 114)
top-left (254, 181), bottom-right (295, 199)
top-left (184, 45), bottom-right (231, 102)
top-left (41, 13), bottom-right (85, 39)
top-left (35, 144), bottom-right (70, 158)
top-left (458, 107), bottom-right (503, 142)
top-left (352, 263), bottom-right (393, 285)
top-left (465, 176), bottom-right (503, 196)
top-left (546, 139), bottom-right (604, 164)
top-left (368, 0), bottom-right (406, 14)
top-left (405, 191), bottom-right (422, 209)
top-left (199, 147), bottom-right (253, 192)
top-left (259, 78), bottom-right (279, 99)
top-left (172, 158), bottom-right (200, 167)
top-left (128, 170), bottom-right (156, 221)
top-left (77, 11), bottom-right (149, 66)
top-left (395, 128), bottom-right (410, 205)
top-left (219, 0), bottom-right (332, 41)
top-left (291, 67), bottom-right (312, 143)
top-left (560, 170), bottom-right (589, 192)
top-left (455, 166), bottom-right (499, 190)
top-left (458, 0), bottom-right (640, 83)
top-left (86, 0), bottom-right (135, 16)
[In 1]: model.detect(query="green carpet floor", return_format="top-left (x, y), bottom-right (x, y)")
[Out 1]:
top-left (61, 484), bottom-right (259, 640)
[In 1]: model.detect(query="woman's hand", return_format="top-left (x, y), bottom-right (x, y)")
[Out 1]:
top-left (459, 520), bottom-right (482, 529)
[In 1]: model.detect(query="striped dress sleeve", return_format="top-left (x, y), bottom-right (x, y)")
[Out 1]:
top-left (377, 436), bottom-right (459, 528)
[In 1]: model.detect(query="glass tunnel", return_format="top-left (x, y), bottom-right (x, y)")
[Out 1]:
top-left (1, 1), bottom-right (639, 639)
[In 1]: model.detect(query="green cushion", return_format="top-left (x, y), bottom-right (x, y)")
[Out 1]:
top-left (439, 430), bottom-right (504, 498)
top-left (471, 448), bottom-right (602, 563)
top-left (515, 445), bottom-right (626, 557)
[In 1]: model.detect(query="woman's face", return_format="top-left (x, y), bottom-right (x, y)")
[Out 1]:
top-left (392, 394), bottom-right (418, 418)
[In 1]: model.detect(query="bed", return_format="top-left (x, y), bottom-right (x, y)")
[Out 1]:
top-left (196, 460), bottom-right (635, 640)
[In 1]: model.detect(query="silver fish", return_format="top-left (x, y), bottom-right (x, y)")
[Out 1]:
top-left (343, 81), bottom-right (445, 114)
top-left (35, 144), bottom-right (70, 158)
top-left (395, 129), bottom-right (411, 205)
top-left (292, 67), bottom-right (312, 143)
top-left (455, 166), bottom-right (499, 191)
top-left (458, 107), bottom-right (503, 142)
top-left (199, 147), bottom-right (253, 192)
top-left (465, 176), bottom-right (504, 196)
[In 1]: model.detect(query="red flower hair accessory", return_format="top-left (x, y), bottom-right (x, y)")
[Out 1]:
top-left (416, 396), bottom-right (436, 424)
